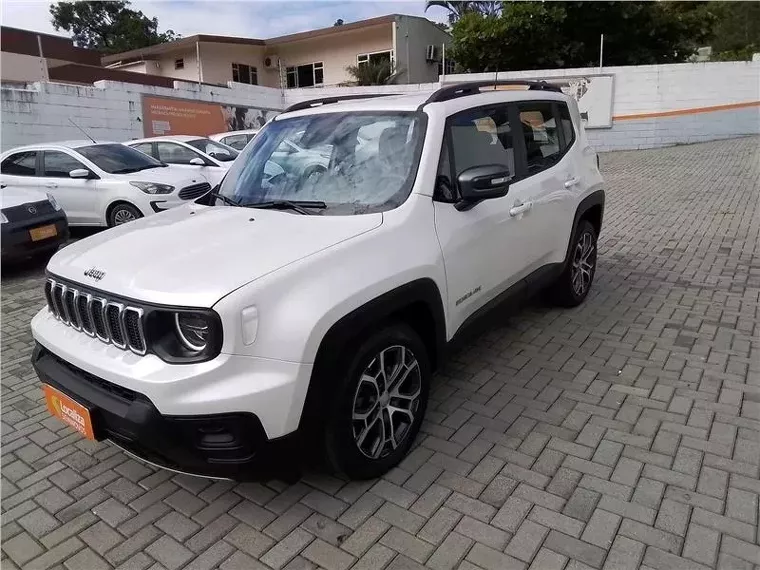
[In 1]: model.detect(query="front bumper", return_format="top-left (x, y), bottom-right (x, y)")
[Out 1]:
top-left (1, 212), bottom-right (69, 261)
top-left (31, 308), bottom-right (314, 477)
top-left (32, 343), bottom-right (302, 478)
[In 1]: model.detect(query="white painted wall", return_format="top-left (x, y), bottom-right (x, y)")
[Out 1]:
top-left (1, 80), bottom-right (282, 151)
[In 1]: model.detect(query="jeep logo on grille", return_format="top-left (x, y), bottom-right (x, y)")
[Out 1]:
top-left (83, 268), bottom-right (105, 281)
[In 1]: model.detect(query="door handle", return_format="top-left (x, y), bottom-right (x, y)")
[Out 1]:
top-left (564, 176), bottom-right (581, 188)
top-left (509, 201), bottom-right (532, 217)
top-left (44, 183), bottom-right (58, 189)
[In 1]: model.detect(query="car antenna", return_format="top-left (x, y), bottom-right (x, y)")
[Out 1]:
top-left (68, 117), bottom-right (97, 144)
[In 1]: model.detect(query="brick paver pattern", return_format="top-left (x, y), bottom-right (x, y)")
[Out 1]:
top-left (2, 137), bottom-right (759, 570)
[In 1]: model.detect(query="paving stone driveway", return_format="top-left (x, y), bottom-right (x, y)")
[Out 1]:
top-left (2, 137), bottom-right (759, 570)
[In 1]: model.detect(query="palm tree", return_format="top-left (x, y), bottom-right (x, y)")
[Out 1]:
top-left (425, 1), bottom-right (501, 23)
top-left (345, 61), bottom-right (393, 86)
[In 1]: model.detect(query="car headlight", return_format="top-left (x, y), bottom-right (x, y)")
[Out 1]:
top-left (129, 181), bottom-right (174, 195)
top-left (147, 309), bottom-right (222, 362)
top-left (47, 193), bottom-right (62, 211)
top-left (0, 211), bottom-right (7, 224)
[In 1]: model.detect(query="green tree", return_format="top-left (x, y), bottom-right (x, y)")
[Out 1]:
top-left (708, 1), bottom-right (760, 60)
top-left (425, 1), bottom-right (501, 24)
top-left (346, 61), bottom-right (393, 86)
top-left (50, 0), bottom-right (180, 53)
top-left (449, 2), bottom-right (714, 72)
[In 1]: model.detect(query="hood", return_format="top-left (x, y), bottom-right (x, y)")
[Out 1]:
top-left (48, 204), bottom-right (382, 307)
top-left (108, 166), bottom-right (203, 188)
top-left (0, 186), bottom-right (50, 209)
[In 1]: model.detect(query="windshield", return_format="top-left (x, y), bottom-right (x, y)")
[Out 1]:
top-left (218, 112), bottom-right (425, 215)
top-left (76, 144), bottom-right (165, 174)
top-left (186, 138), bottom-right (239, 161)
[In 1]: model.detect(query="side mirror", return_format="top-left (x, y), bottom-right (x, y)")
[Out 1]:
top-left (189, 157), bottom-right (205, 166)
top-left (69, 168), bottom-right (91, 179)
top-left (456, 164), bottom-right (510, 211)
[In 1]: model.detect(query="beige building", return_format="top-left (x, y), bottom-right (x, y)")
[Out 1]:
top-left (102, 15), bottom-right (452, 88)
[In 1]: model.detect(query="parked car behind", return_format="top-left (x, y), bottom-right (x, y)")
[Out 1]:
top-left (0, 141), bottom-right (211, 227)
top-left (1, 184), bottom-right (69, 262)
top-left (125, 136), bottom-right (239, 186)
top-left (209, 129), bottom-right (259, 151)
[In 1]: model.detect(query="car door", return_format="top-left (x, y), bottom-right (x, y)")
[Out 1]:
top-left (155, 142), bottom-right (220, 184)
top-left (509, 101), bottom-right (575, 266)
top-left (39, 150), bottom-right (101, 225)
top-left (433, 103), bottom-right (540, 334)
top-left (0, 151), bottom-right (39, 188)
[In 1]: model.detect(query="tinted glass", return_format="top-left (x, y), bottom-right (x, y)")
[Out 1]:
top-left (77, 144), bottom-right (164, 174)
top-left (186, 139), bottom-right (239, 161)
top-left (43, 151), bottom-right (86, 177)
top-left (518, 103), bottom-right (561, 173)
top-left (156, 142), bottom-right (201, 165)
top-left (450, 106), bottom-right (515, 178)
top-left (1, 151), bottom-right (37, 176)
top-left (221, 134), bottom-right (248, 150)
top-left (219, 112), bottom-right (424, 215)
top-left (132, 143), bottom-right (155, 157)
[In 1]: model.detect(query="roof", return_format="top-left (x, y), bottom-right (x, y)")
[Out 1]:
top-left (280, 93), bottom-right (435, 119)
top-left (266, 15), bottom-right (396, 46)
top-left (126, 135), bottom-right (205, 143)
top-left (4, 140), bottom-right (114, 152)
top-left (103, 14), bottom-right (448, 66)
top-left (102, 34), bottom-right (266, 66)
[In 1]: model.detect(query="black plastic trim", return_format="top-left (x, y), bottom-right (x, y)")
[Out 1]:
top-left (563, 190), bottom-right (606, 270)
top-left (422, 80), bottom-right (562, 108)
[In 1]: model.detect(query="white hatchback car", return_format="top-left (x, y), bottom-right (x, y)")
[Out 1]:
top-left (0, 141), bottom-right (211, 227)
top-left (125, 136), bottom-right (239, 186)
top-left (209, 129), bottom-right (259, 151)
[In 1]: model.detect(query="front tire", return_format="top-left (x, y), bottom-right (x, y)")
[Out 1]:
top-left (324, 324), bottom-right (430, 479)
top-left (549, 220), bottom-right (598, 307)
top-left (108, 203), bottom-right (143, 227)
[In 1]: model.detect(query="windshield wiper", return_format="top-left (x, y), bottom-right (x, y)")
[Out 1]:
top-left (244, 200), bottom-right (326, 215)
top-left (111, 167), bottom-right (141, 174)
top-left (209, 191), bottom-right (240, 206)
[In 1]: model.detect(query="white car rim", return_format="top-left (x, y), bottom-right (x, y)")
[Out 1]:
top-left (571, 231), bottom-right (595, 296)
top-left (113, 209), bottom-right (136, 225)
top-left (352, 345), bottom-right (421, 460)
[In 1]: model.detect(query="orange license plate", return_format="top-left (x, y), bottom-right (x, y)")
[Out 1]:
top-left (30, 224), bottom-right (57, 241)
top-left (43, 384), bottom-right (96, 440)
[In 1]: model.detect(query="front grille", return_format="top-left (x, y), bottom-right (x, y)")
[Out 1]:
top-left (46, 278), bottom-right (147, 355)
top-left (178, 182), bottom-right (211, 200)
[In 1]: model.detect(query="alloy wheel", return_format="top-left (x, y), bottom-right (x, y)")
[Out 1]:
top-left (351, 345), bottom-right (421, 459)
top-left (571, 231), bottom-right (596, 296)
top-left (113, 209), bottom-right (137, 225)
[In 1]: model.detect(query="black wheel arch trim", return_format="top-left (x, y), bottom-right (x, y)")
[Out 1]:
top-left (299, 278), bottom-right (445, 434)
top-left (564, 190), bottom-right (605, 268)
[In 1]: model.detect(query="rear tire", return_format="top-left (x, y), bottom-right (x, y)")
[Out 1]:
top-left (549, 220), bottom-right (597, 307)
top-left (108, 203), bottom-right (143, 227)
top-left (324, 323), bottom-right (430, 479)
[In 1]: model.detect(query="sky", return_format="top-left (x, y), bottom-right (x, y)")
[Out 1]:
top-left (1, 0), bottom-right (449, 40)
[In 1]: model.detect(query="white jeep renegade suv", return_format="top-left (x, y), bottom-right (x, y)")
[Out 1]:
top-left (31, 81), bottom-right (604, 479)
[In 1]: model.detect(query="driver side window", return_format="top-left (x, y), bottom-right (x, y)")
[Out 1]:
top-left (156, 142), bottom-right (202, 165)
top-left (43, 151), bottom-right (88, 178)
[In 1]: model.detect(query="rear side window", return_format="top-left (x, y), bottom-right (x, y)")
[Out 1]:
top-left (132, 143), bottom-right (155, 158)
top-left (1, 151), bottom-right (37, 176)
top-left (559, 103), bottom-right (575, 149)
top-left (221, 134), bottom-right (248, 150)
top-left (517, 102), bottom-right (561, 173)
top-left (43, 151), bottom-right (86, 177)
top-left (156, 142), bottom-right (201, 165)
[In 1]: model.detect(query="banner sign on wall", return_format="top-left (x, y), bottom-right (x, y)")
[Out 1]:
top-left (141, 95), bottom-right (278, 137)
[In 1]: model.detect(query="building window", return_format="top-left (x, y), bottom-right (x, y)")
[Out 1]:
top-left (232, 63), bottom-right (258, 85)
top-left (175, 58), bottom-right (184, 70)
top-left (285, 62), bottom-right (324, 88)
top-left (438, 58), bottom-right (455, 75)
top-left (357, 50), bottom-right (394, 69)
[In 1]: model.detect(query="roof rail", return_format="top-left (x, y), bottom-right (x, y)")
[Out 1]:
top-left (284, 93), bottom-right (397, 113)
top-left (423, 80), bottom-right (562, 105)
